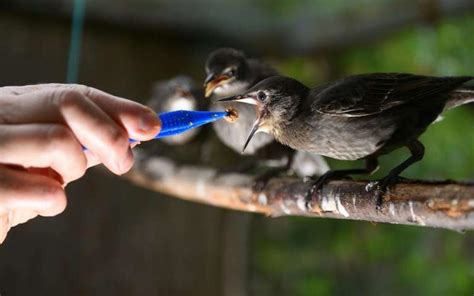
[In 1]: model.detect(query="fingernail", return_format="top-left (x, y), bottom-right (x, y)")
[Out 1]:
top-left (139, 110), bottom-right (161, 135)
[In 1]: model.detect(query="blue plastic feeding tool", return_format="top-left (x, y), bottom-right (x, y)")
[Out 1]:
top-left (82, 110), bottom-right (229, 150)
top-left (153, 110), bottom-right (228, 139)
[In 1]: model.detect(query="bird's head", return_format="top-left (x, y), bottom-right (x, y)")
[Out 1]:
top-left (204, 48), bottom-right (250, 98)
top-left (148, 76), bottom-right (199, 145)
top-left (150, 76), bottom-right (196, 112)
top-left (168, 76), bottom-right (194, 98)
top-left (218, 76), bottom-right (309, 152)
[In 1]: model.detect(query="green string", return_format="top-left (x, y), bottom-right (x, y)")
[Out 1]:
top-left (66, 0), bottom-right (87, 84)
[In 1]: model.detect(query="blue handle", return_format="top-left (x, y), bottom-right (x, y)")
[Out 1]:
top-left (83, 110), bottom-right (228, 150)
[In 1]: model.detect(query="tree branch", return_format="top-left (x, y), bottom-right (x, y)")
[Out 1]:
top-left (122, 150), bottom-right (474, 232)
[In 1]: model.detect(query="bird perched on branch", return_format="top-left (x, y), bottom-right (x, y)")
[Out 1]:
top-left (204, 48), bottom-right (329, 177)
top-left (219, 73), bottom-right (474, 208)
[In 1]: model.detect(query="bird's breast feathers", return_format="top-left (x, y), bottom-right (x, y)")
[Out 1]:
top-left (212, 81), bottom-right (250, 98)
top-left (272, 115), bottom-right (392, 160)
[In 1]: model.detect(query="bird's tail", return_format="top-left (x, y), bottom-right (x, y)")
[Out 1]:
top-left (446, 80), bottom-right (474, 110)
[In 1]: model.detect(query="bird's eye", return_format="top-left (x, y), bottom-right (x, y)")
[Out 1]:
top-left (226, 69), bottom-right (235, 77)
top-left (257, 91), bottom-right (266, 101)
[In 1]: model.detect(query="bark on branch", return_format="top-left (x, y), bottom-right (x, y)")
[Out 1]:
top-left (123, 150), bottom-right (474, 232)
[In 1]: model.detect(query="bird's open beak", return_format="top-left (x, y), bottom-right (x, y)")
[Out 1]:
top-left (241, 118), bottom-right (262, 153)
top-left (217, 95), bottom-right (264, 153)
top-left (204, 73), bottom-right (231, 98)
top-left (204, 73), bottom-right (215, 86)
top-left (217, 95), bottom-right (258, 105)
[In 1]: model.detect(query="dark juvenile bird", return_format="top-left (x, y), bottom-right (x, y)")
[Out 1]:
top-left (147, 76), bottom-right (206, 145)
top-left (204, 48), bottom-right (329, 177)
top-left (219, 73), bottom-right (474, 207)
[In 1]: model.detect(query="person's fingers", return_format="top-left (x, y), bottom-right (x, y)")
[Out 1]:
top-left (0, 165), bottom-right (67, 217)
top-left (26, 167), bottom-right (64, 184)
top-left (0, 84), bottom-right (48, 96)
top-left (54, 90), bottom-right (134, 174)
top-left (84, 150), bottom-right (101, 168)
top-left (0, 89), bottom-right (133, 175)
top-left (0, 165), bottom-right (65, 244)
top-left (9, 210), bottom-right (38, 227)
top-left (82, 87), bottom-right (161, 141)
top-left (84, 141), bottom-right (140, 169)
top-left (0, 124), bottom-right (87, 183)
top-left (0, 84), bottom-right (161, 141)
top-left (0, 213), bottom-right (10, 244)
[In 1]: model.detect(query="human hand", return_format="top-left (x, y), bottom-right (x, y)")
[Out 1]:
top-left (0, 84), bottom-right (161, 243)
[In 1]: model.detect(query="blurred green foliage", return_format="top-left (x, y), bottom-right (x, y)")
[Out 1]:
top-left (253, 15), bottom-right (474, 296)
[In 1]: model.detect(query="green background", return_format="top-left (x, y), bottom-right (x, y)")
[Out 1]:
top-left (253, 16), bottom-right (474, 296)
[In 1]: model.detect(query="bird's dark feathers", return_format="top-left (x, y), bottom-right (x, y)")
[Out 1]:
top-left (205, 48), bottom-right (246, 73)
top-left (247, 58), bottom-right (279, 84)
top-left (206, 47), bottom-right (278, 86)
top-left (250, 76), bottom-right (309, 97)
top-left (311, 73), bottom-right (473, 117)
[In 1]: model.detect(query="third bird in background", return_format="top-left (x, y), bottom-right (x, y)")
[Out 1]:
top-left (147, 76), bottom-right (207, 145)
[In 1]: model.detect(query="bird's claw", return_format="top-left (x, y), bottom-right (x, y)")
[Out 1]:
top-left (303, 185), bottom-right (318, 210)
top-left (374, 189), bottom-right (384, 211)
top-left (366, 175), bottom-right (400, 211)
top-left (303, 172), bottom-right (353, 210)
top-left (366, 181), bottom-right (385, 211)
top-left (365, 181), bottom-right (378, 192)
top-left (303, 177), bottom-right (328, 210)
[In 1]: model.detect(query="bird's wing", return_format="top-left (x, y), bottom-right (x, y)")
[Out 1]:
top-left (310, 73), bottom-right (471, 117)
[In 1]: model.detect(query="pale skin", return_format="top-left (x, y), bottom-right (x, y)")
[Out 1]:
top-left (0, 84), bottom-right (161, 244)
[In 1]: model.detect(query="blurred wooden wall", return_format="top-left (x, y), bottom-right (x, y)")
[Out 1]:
top-left (0, 11), bottom-right (251, 296)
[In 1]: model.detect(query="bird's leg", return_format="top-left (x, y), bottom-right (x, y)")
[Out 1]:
top-left (369, 140), bottom-right (425, 209)
top-left (304, 157), bottom-right (379, 208)
top-left (253, 150), bottom-right (295, 192)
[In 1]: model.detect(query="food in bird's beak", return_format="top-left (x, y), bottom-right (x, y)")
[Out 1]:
top-left (204, 74), bottom-right (231, 97)
top-left (224, 106), bottom-right (239, 123)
